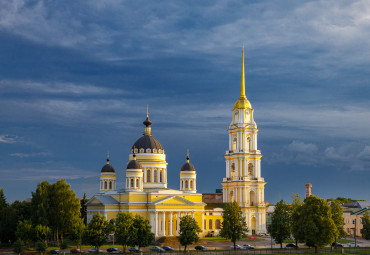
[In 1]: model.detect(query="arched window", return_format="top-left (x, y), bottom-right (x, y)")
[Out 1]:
top-left (204, 219), bottom-right (207, 230)
top-left (234, 110), bottom-right (238, 121)
top-left (101, 182), bottom-right (103, 190)
top-left (104, 181), bottom-right (107, 189)
top-left (247, 137), bottom-right (251, 152)
top-left (250, 190), bottom-right (256, 206)
top-left (154, 169), bottom-right (158, 182)
top-left (232, 137), bottom-right (237, 152)
top-left (160, 170), bottom-right (163, 182)
top-left (109, 181), bottom-right (112, 190)
top-left (185, 180), bottom-right (188, 189)
top-left (215, 219), bottom-right (221, 229)
top-left (136, 179), bottom-right (139, 188)
top-left (209, 219), bottom-right (213, 230)
top-left (147, 170), bottom-right (151, 182)
top-left (248, 163), bottom-right (254, 178)
top-left (130, 179), bottom-right (134, 188)
top-left (190, 180), bottom-right (193, 189)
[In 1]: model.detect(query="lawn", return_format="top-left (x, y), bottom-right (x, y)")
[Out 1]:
top-left (202, 236), bottom-right (264, 242)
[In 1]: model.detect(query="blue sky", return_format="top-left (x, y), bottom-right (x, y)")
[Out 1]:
top-left (1, 0), bottom-right (370, 203)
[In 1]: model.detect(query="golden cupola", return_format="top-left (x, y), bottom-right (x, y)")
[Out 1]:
top-left (234, 48), bottom-right (252, 110)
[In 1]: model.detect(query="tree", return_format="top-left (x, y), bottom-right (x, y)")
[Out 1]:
top-left (13, 239), bottom-right (25, 255)
top-left (84, 213), bottom-right (110, 253)
top-left (131, 215), bottom-right (154, 249)
top-left (220, 201), bottom-right (248, 249)
top-left (31, 181), bottom-right (50, 227)
top-left (361, 211), bottom-right (370, 240)
top-left (35, 224), bottom-right (51, 248)
top-left (177, 215), bottom-right (201, 252)
top-left (15, 220), bottom-right (33, 245)
top-left (69, 220), bottom-right (85, 252)
top-left (290, 193), bottom-right (303, 248)
top-left (115, 212), bottom-right (135, 253)
top-left (35, 241), bottom-right (46, 254)
top-left (270, 200), bottom-right (290, 248)
top-left (330, 201), bottom-right (346, 241)
top-left (296, 196), bottom-right (337, 253)
top-left (80, 193), bottom-right (88, 226)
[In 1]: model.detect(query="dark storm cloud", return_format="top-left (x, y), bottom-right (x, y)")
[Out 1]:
top-left (0, 0), bottom-right (369, 202)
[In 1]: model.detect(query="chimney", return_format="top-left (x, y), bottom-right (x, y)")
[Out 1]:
top-left (305, 183), bottom-right (312, 198)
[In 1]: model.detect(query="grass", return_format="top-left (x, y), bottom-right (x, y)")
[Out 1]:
top-left (202, 236), bottom-right (264, 242)
top-left (336, 238), bottom-right (353, 243)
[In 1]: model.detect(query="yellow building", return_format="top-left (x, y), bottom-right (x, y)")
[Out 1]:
top-left (86, 49), bottom-right (267, 237)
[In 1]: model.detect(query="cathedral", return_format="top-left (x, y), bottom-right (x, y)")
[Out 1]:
top-left (86, 50), bottom-right (267, 236)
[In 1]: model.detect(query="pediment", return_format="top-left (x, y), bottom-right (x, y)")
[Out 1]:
top-left (153, 195), bottom-right (195, 206)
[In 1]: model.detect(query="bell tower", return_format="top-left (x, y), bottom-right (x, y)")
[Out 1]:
top-left (221, 48), bottom-right (267, 234)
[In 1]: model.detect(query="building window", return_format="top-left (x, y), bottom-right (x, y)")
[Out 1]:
top-left (154, 169), bottom-right (158, 182)
top-left (104, 181), bottom-right (107, 189)
top-left (109, 181), bottom-right (112, 190)
top-left (136, 179), bottom-right (139, 188)
top-left (204, 219), bottom-right (206, 230)
top-left (353, 219), bottom-right (356, 224)
top-left (131, 179), bottom-right (134, 188)
top-left (215, 219), bottom-right (221, 229)
top-left (160, 170), bottom-right (163, 182)
top-left (185, 180), bottom-right (188, 189)
top-left (209, 219), bottom-right (213, 230)
top-left (247, 137), bottom-right (251, 152)
top-left (190, 180), bottom-right (193, 189)
top-left (147, 170), bottom-right (151, 182)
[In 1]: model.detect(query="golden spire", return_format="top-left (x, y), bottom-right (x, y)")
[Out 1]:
top-left (107, 151), bottom-right (110, 164)
top-left (147, 104), bottom-right (149, 118)
top-left (186, 149), bottom-right (190, 163)
top-left (240, 44), bottom-right (246, 99)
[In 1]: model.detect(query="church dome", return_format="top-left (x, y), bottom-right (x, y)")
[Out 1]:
top-left (132, 135), bottom-right (163, 152)
top-left (127, 158), bottom-right (142, 169)
top-left (101, 160), bottom-right (115, 173)
top-left (181, 155), bottom-right (195, 171)
top-left (234, 97), bottom-right (252, 109)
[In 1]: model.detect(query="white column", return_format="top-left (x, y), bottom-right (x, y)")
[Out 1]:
top-left (162, 212), bottom-right (166, 236)
top-left (176, 212), bottom-right (180, 235)
top-left (150, 212), bottom-right (154, 233)
top-left (155, 212), bottom-right (158, 236)
top-left (169, 212), bottom-right (173, 236)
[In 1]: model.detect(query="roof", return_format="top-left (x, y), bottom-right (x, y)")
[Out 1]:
top-left (101, 163), bottom-right (115, 173)
top-left (132, 135), bottom-right (163, 151)
top-left (181, 162), bottom-right (195, 171)
top-left (127, 159), bottom-right (142, 169)
top-left (88, 195), bottom-right (119, 205)
top-left (343, 201), bottom-right (370, 209)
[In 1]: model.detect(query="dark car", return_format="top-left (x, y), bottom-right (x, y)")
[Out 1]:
top-left (150, 246), bottom-right (165, 252)
top-left (49, 250), bottom-right (60, 254)
top-left (129, 247), bottom-right (142, 253)
top-left (162, 246), bottom-right (174, 252)
top-left (107, 247), bottom-right (121, 253)
top-left (195, 246), bottom-right (209, 251)
top-left (332, 242), bottom-right (343, 247)
top-left (242, 244), bottom-right (254, 249)
top-left (286, 243), bottom-right (297, 248)
top-left (70, 249), bottom-right (81, 254)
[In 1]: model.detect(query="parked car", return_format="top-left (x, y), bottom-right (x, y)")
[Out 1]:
top-left (162, 246), bottom-right (174, 251)
top-left (258, 233), bottom-right (268, 236)
top-left (88, 248), bottom-right (104, 253)
top-left (332, 242), bottom-right (343, 247)
top-left (348, 242), bottom-right (360, 247)
top-left (70, 249), bottom-right (81, 254)
top-left (49, 250), bottom-right (60, 254)
top-left (242, 244), bottom-right (254, 249)
top-left (150, 246), bottom-right (165, 252)
top-left (129, 247), bottom-right (142, 252)
top-left (195, 245), bottom-right (209, 251)
top-left (286, 243), bottom-right (297, 248)
top-left (230, 244), bottom-right (242, 250)
top-left (107, 247), bottom-right (121, 253)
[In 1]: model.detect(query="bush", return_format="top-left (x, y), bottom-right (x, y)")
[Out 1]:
top-left (35, 241), bottom-right (46, 253)
top-left (60, 242), bottom-right (68, 250)
top-left (13, 239), bottom-right (25, 254)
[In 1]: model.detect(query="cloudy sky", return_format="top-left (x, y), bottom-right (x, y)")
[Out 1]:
top-left (1, 0), bottom-right (370, 203)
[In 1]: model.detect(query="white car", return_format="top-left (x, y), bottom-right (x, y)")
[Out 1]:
top-left (242, 244), bottom-right (254, 249)
top-left (348, 242), bottom-right (360, 247)
top-left (230, 245), bottom-right (242, 250)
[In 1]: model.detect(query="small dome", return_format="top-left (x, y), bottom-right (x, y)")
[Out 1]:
top-left (132, 135), bottom-right (163, 152)
top-left (101, 163), bottom-right (115, 173)
top-left (127, 159), bottom-right (142, 169)
top-left (234, 97), bottom-right (252, 109)
top-left (181, 162), bottom-right (195, 171)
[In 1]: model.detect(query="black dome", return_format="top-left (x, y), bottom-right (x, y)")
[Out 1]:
top-left (127, 159), bottom-right (142, 169)
top-left (181, 162), bottom-right (195, 171)
top-left (132, 135), bottom-right (163, 152)
top-left (101, 163), bottom-right (115, 173)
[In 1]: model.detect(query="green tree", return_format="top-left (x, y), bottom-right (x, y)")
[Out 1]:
top-left (69, 220), bottom-right (85, 252)
top-left (131, 215), bottom-right (154, 249)
top-left (15, 220), bottom-right (33, 245)
top-left (84, 213), bottom-right (110, 253)
top-left (270, 200), bottom-right (291, 248)
top-left (177, 215), bottom-right (201, 252)
top-left (80, 193), bottom-right (88, 226)
top-left (13, 239), bottom-right (25, 255)
top-left (35, 241), bottom-right (46, 254)
top-left (361, 211), bottom-right (370, 240)
top-left (115, 212), bottom-right (135, 252)
top-left (330, 201), bottom-right (346, 241)
top-left (220, 201), bottom-right (248, 249)
top-left (290, 193), bottom-right (303, 248)
top-left (31, 181), bottom-right (50, 227)
top-left (35, 224), bottom-right (51, 248)
top-left (296, 196), bottom-right (337, 253)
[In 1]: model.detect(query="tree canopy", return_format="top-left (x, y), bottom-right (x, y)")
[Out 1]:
top-left (84, 213), bottom-right (110, 252)
top-left (131, 215), bottom-right (154, 249)
top-left (361, 211), bottom-right (370, 240)
top-left (115, 212), bottom-right (135, 252)
top-left (178, 215), bottom-right (201, 252)
top-left (330, 201), bottom-right (346, 239)
top-left (220, 201), bottom-right (248, 249)
top-left (270, 200), bottom-right (290, 248)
